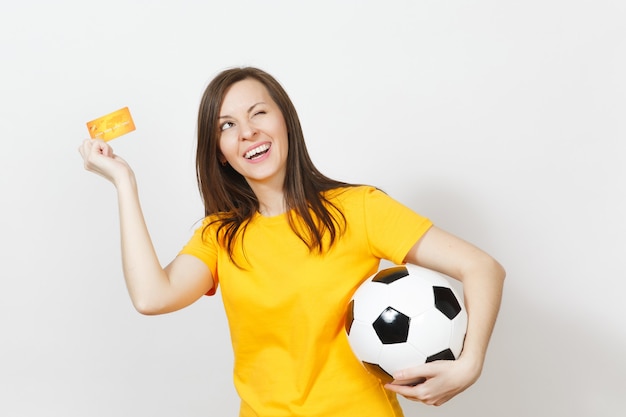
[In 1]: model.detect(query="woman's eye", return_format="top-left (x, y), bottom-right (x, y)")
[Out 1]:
top-left (253, 110), bottom-right (266, 117)
top-left (220, 121), bottom-right (234, 131)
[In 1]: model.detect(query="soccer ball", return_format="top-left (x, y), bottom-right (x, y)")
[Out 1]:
top-left (345, 264), bottom-right (467, 384)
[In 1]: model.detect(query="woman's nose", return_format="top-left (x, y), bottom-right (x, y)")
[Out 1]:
top-left (239, 121), bottom-right (258, 141)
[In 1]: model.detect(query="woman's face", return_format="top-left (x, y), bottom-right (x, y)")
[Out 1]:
top-left (218, 78), bottom-right (289, 191)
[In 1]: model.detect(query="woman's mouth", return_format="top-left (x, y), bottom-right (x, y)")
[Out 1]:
top-left (244, 143), bottom-right (270, 160)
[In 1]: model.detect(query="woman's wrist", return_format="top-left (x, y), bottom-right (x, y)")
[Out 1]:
top-left (457, 348), bottom-right (485, 379)
top-left (113, 169), bottom-right (137, 193)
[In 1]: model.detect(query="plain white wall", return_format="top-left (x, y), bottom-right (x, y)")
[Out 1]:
top-left (1, 1), bottom-right (624, 416)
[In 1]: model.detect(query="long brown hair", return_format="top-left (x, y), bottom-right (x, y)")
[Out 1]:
top-left (196, 67), bottom-right (352, 260)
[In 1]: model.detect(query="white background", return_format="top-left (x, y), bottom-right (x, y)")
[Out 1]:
top-left (1, 1), bottom-right (624, 416)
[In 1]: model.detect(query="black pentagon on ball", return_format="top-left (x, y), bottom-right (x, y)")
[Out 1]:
top-left (372, 266), bottom-right (409, 284)
top-left (426, 348), bottom-right (456, 362)
top-left (345, 300), bottom-right (355, 335)
top-left (362, 361), bottom-right (393, 384)
top-left (373, 307), bottom-right (410, 344)
top-left (433, 286), bottom-right (462, 319)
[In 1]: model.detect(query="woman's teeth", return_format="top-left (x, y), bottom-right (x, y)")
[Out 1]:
top-left (245, 144), bottom-right (270, 159)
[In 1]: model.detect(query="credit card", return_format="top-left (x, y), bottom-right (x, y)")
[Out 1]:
top-left (86, 107), bottom-right (136, 141)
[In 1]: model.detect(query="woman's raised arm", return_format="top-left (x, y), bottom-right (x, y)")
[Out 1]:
top-left (78, 139), bottom-right (213, 315)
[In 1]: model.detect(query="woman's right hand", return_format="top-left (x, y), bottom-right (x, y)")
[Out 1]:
top-left (78, 138), bottom-right (134, 186)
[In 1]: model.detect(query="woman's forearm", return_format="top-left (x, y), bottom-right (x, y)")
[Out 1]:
top-left (457, 257), bottom-right (505, 371)
top-left (115, 175), bottom-right (171, 314)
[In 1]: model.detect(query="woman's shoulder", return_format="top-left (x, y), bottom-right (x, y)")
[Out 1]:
top-left (323, 184), bottom-right (380, 202)
top-left (196, 211), bottom-right (235, 230)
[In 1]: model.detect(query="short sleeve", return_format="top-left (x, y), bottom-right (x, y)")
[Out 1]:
top-left (179, 219), bottom-right (220, 295)
top-left (362, 187), bottom-right (433, 265)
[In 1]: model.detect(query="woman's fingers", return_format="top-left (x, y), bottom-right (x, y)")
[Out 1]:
top-left (78, 138), bottom-right (131, 184)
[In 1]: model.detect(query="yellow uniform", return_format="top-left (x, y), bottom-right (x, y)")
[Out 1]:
top-left (180, 186), bottom-right (432, 416)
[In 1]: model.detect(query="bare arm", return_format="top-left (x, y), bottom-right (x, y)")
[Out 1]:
top-left (385, 226), bottom-right (505, 405)
top-left (79, 139), bottom-right (213, 315)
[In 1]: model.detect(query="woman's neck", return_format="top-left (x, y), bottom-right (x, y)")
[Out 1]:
top-left (250, 181), bottom-right (286, 217)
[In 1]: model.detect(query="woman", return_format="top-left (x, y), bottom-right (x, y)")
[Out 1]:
top-left (78, 67), bottom-right (505, 416)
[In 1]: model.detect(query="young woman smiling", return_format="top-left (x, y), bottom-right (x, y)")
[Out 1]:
top-left (78, 67), bottom-right (505, 417)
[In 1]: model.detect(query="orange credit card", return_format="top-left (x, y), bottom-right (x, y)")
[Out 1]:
top-left (86, 107), bottom-right (136, 141)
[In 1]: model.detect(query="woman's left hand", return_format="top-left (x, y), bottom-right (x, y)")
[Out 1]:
top-left (384, 356), bottom-right (481, 406)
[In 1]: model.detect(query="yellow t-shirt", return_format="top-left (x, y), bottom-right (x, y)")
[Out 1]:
top-left (180, 186), bottom-right (432, 417)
